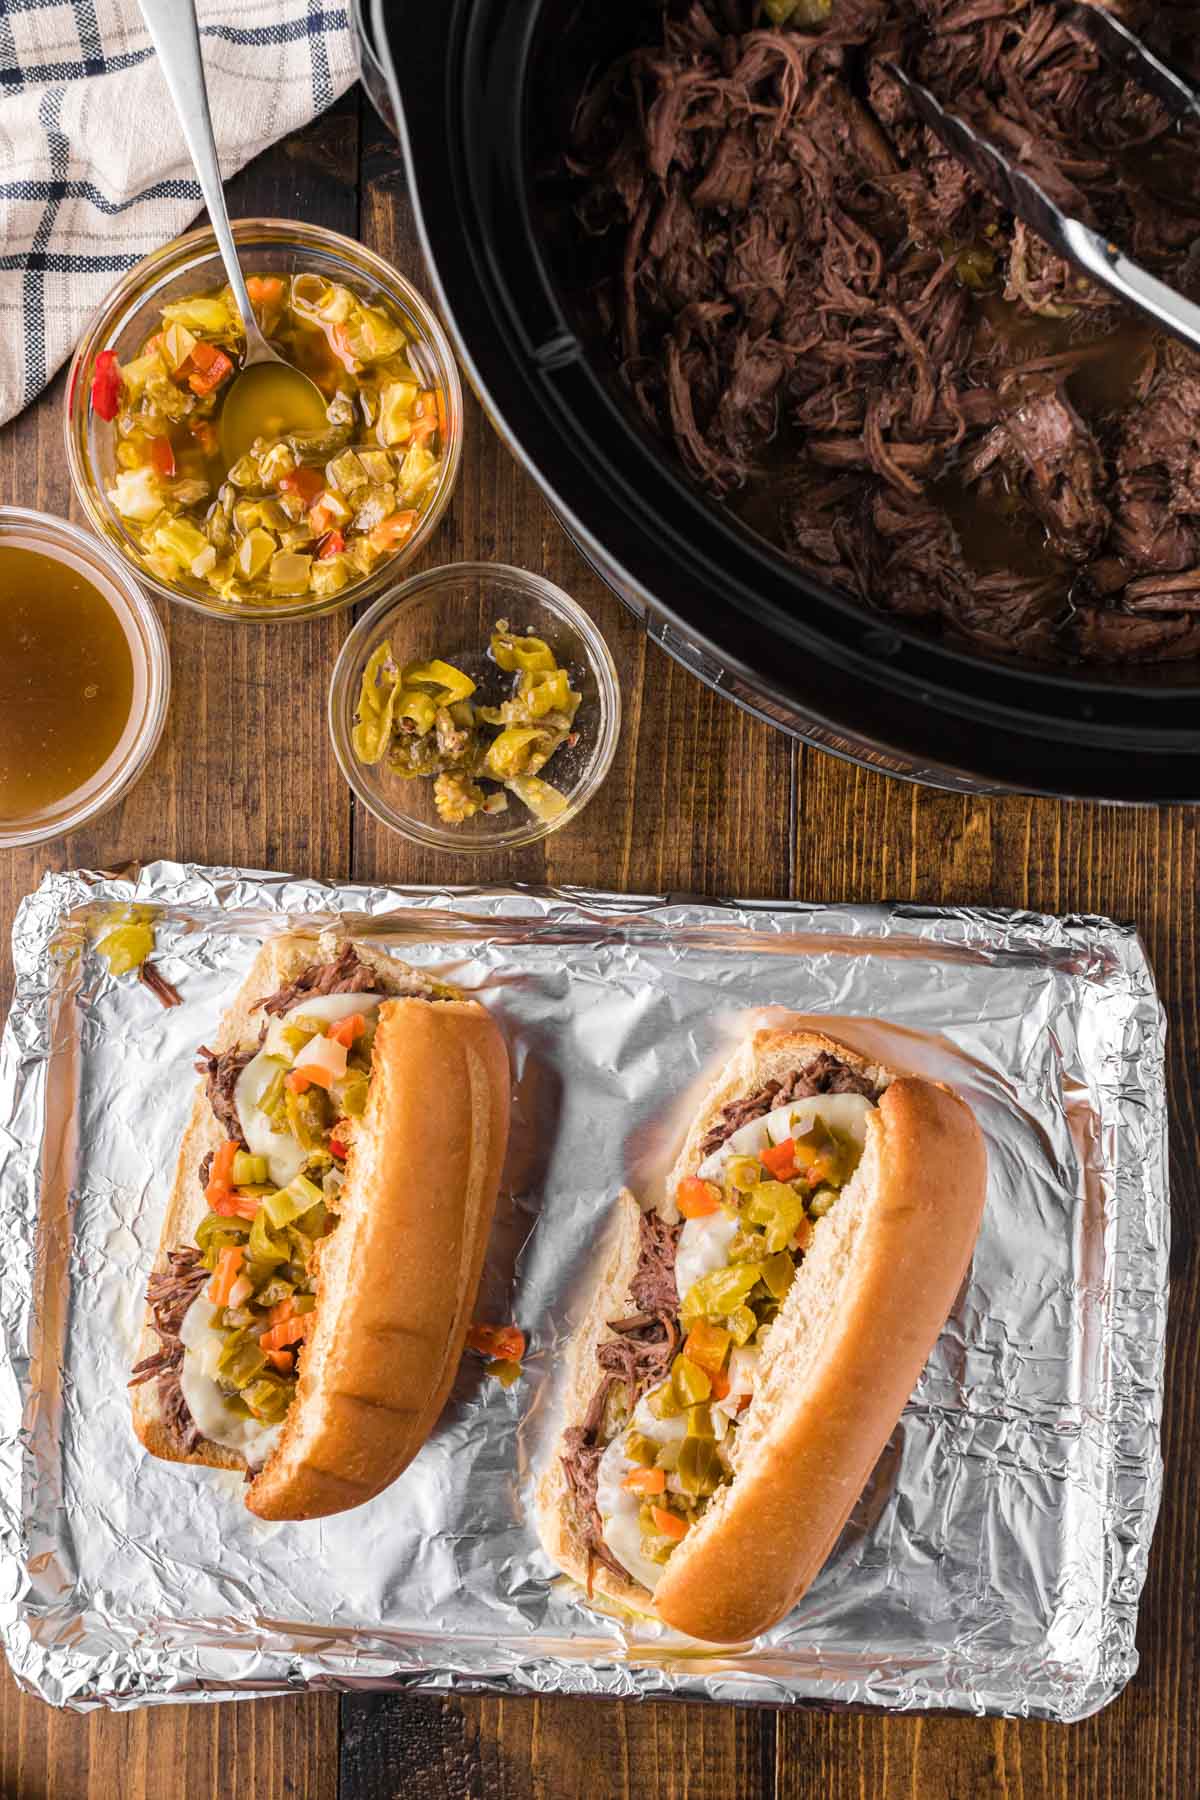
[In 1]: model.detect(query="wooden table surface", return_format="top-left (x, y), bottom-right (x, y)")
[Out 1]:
top-left (0, 91), bottom-right (1196, 1800)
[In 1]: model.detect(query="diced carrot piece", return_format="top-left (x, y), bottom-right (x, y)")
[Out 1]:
top-left (682, 1318), bottom-right (731, 1382)
top-left (208, 1245), bottom-right (245, 1306)
top-left (676, 1177), bottom-right (720, 1219)
top-left (651, 1506), bottom-right (689, 1543)
top-left (247, 275), bottom-right (285, 309)
top-left (265, 1348), bottom-right (294, 1374)
top-left (367, 509), bottom-right (417, 555)
top-left (260, 1316), bottom-right (308, 1352)
top-left (623, 1467), bottom-right (666, 1496)
top-left (327, 1013), bottom-right (365, 1047)
top-left (466, 1323), bottom-right (526, 1362)
top-left (286, 1064), bottom-right (333, 1093)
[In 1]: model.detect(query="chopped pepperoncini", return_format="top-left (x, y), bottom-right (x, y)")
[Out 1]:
top-left (624, 1430), bottom-right (660, 1467)
top-left (96, 920), bottom-right (155, 976)
top-left (742, 1180), bottom-right (807, 1254)
top-left (676, 1436), bottom-right (724, 1497)
top-left (670, 1354), bottom-right (711, 1408)
top-left (489, 620), bottom-right (557, 673)
top-left (680, 1262), bottom-right (763, 1327)
top-left (352, 641), bottom-right (401, 764)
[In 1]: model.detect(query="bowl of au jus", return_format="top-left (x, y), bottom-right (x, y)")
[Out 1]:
top-left (0, 508), bottom-right (169, 849)
top-left (65, 220), bottom-right (464, 622)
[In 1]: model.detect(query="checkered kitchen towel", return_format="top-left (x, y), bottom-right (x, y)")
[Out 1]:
top-left (0, 0), bottom-right (358, 426)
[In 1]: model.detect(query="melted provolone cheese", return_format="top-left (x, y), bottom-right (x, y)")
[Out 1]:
top-left (178, 1295), bottom-right (283, 1469)
top-left (674, 1207), bottom-right (739, 1307)
top-left (596, 1392), bottom-right (689, 1593)
top-left (234, 992), bottom-right (384, 1188)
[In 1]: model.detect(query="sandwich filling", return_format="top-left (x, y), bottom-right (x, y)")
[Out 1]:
top-left (131, 944), bottom-right (435, 1467)
top-left (562, 1052), bottom-right (884, 1592)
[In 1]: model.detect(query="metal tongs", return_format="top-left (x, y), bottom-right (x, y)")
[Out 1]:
top-left (886, 3), bottom-right (1200, 353)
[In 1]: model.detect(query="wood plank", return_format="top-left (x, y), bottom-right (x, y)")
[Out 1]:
top-left (340, 1693), bottom-right (775, 1800)
top-left (0, 94), bottom-right (366, 1796)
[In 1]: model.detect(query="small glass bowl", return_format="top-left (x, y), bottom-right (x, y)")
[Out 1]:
top-left (0, 508), bottom-right (170, 849)
top-left (64, 219), bottom-right (464, 623)
top-left (329, 563), bottom-right (621, 851)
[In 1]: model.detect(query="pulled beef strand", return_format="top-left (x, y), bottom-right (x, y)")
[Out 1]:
top-left (254, 943), bottom-right (383, 1017)
top-left (697, 1051), bottom-right (880, 1158)
top-left (561, 1212), bottom-right (683, 1585)
top-left (564, 0), bottom-right (1200, 662)
top-left (195, 1043), bottom-right (256, 1145)
top-left (129, 1246), bottom-right (209, 1455)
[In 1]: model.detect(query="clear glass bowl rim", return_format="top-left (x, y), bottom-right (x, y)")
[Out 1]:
top-left (328, 561), bottom-right (622, 851)
top-left (63, 218), bottom-right (465, 624)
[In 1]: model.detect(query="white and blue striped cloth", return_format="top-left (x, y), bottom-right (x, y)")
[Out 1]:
top-left (0, 0), bottom-right (358, 425)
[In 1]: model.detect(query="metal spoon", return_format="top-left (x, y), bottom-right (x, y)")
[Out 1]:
top-left (138, 0), bottom-right (328, 466)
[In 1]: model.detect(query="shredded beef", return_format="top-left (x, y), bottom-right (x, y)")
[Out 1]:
top-left (139, 962), bottom-right (182, 1009)
top-left (255, 943), bottom-right (384, 1017)
top-left (561, 1212), bottom-right (684, 1583)
top-left (195, 1043), bottom-right (256, 1145)
top-left (129, 1246), bottom-right (209, 1455)
top-left (697, 1051), bottom-right (879, 1157)
top-left (628, 1210), bottom-right (680, 1314)
top-left (553, 0), bottom-right (1200, 663)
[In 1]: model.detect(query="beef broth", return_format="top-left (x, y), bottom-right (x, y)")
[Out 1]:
top-left (555, 0), bottom-right (1200, 663)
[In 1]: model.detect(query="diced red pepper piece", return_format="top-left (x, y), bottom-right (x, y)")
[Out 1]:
top-left (317, 528), bottom-right (345, 560)
top-left (279, 465), bottom-right (326, 506)
top-left (150, 435), bottom-right (176, 478)
top-left (759, 1138), bottom-right (798, 1180)
top-left (90, 350), bottom-right (122, 421)
top-left (182, 340), bottom-right (234, 396)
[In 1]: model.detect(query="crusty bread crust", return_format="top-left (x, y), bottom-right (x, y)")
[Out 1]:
top-left (541, 1028), bottom-right (987, 1643)
top-left (247, 995), bottom-right (509, 1519)
top-left (132, 931), bottom-right (509, 1519)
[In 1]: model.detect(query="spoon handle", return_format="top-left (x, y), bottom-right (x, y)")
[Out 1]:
top-left (137, 0), bottom-right (260, 342)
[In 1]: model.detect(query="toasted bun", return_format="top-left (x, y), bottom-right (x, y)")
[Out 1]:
top-left (541, 1028), bottom-right (987, 1642)
top-left (132, 932), bottom-right (510, 1519)
top-left (247, 994), bottom-right (509, 1519)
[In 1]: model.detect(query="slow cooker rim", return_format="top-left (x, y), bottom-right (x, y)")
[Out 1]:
top-left (367, 0), bottom-right (1200, 784)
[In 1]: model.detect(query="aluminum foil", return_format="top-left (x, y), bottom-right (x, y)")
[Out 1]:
top-left (0, 862), bottom-right (1167, 1718)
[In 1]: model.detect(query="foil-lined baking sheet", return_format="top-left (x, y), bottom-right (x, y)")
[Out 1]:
top-left (0, 862), bottom-right (1167, 1718)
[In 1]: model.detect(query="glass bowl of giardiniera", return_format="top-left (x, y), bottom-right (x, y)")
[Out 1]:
top-left (65, 219), bottom-right (463, 621)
